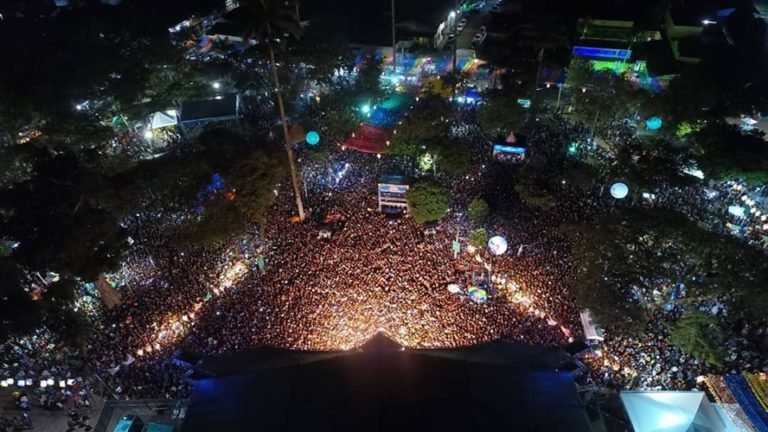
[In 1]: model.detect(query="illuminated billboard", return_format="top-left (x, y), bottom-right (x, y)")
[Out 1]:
top-left (572, 46), bottom-right (632, 60)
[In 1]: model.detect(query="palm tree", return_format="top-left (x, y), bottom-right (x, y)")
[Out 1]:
top-left (241, 0), bottom-right (306, 220)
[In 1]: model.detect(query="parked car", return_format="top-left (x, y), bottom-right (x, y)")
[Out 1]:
top-left (456, 23), bottom-right (465, 33)
top-left (479, 25), bottom-right (487, 34)
top-left (471, 32), bottom-right (485, 45)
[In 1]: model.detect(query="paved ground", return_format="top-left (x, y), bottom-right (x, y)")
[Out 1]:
top-left (93, 399), bottom-right (186, 432)
top-left (455, 0), bottom-right (498, 50)
top-left (0, 390), bottom-right (105, 432)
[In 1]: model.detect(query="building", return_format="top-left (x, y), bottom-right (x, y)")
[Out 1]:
top-left (377, 175), bottom-right (410, 213)
top-left (181, 334), bottom-right (596, 432)
top-left (574, 1), bottom-right (744, 75)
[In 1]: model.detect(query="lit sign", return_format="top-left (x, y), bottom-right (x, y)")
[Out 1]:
top-left (493, 145), bottom-right (526, 155)
top-left (572, 46), bottom-right (631, 60)
top-left (378, 184), bottom-right (409, 194)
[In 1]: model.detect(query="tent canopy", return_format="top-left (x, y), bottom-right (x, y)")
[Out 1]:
top-left (579, 309), bottom-right (605, 341)
top-left (620, 391), bottom-right (726, 432)
top-left (150, 110), bottom-right (178, 130)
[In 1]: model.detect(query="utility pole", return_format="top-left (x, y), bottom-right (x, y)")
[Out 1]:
top-left (391, 0), bottom-right (397, 75)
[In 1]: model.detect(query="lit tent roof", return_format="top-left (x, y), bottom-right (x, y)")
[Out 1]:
top-left (620, 391), bottom-right (727, 432)
top-left (150, 111), bottom-right (178, 130)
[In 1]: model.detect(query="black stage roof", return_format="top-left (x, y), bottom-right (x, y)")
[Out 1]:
top-left (181, 334), bottom-right (592, 432)
top-left (179, 94), bottom-right (239, 123)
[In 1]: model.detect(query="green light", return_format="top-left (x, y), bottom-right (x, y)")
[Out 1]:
top-left (361, 104), bottom-right (371, 114)
top-left (568, 143), bottom-right (578, 155)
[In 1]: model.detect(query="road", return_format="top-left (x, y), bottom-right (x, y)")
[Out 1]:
top-left (454, 0), bottom-right (498, 51)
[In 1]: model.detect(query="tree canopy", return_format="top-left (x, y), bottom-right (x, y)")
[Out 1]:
top-left (468, 198), bottom-right (490, 224)
top-left (562, 208), bottom-right (768, 333)
top-left (515, 181), bottom-right (557, 211)
top-left (388, 96), bottom-right (452, 158)
top-left (406, 180), bottom-right (450, 224)
top-left (477, 92), bottom-right (526, 136)
top-left (668, 311), bottom-right (724, 366)
top-left (468, 228), bottom-right (488, 249)
top-left (692, 122), bottom-right (768, 185)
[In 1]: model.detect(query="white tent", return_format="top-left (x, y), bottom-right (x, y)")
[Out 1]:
top-left (579, 309), bottom-right (604, 341)
top-left (150, 110), bottom-right (178, 130)
top-left (620, 391), bottom-right (728, 432)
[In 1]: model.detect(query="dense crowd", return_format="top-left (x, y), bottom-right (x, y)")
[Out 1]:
top-left (3, 105), bottom-right (768, 423)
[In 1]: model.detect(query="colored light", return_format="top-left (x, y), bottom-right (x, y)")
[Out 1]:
top-left (306, 131), bottom-right (320, 145)
top-left (645, 116), bottom-right (662, 130)
top-left (361, 104), bottom-right (371, 114)
top-left (610, 182), bottom-right (629, 199)
top-left (488, 236), bottom-right (508, 255)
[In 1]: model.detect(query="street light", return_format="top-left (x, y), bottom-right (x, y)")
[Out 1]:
top-left (212, 82), bottom-right (221, 89)
top-left (449, 11), bottom-right (456, 18)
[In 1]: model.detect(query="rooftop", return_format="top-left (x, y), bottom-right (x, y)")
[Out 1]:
top-left (182, 334), bottom-right (592, 432)
top-left (179, 94), bottom-right (239, 122)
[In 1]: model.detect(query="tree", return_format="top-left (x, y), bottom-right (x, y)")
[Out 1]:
top-left (570, 70), bottom-right (645, 130)
top-left (565, 58), bottom-right (594, 92)
top-left (173, 197), bottom-right (247, 248)
top-left (433, 138), bottom-right (472, 177)
top-left (468, 228), bottom-right (488, 249)
top-left (406, 180), bottom-right (450, 224)
top-left (299, 87), bottom-right (360, 145)
top-left (515, 182), bottom-right (557, 210)
top-left (477, 92), bottom-right (525, 136)
top-left (609, 139), bottom-right (695, 190)
top-left (1, 155), bottom-right (127, 282)
top-left (693, 122), bottom-right (768, 185)
top-left (387, 96), bottom-right (452, 158)
top-left (562, 208), bottom-right (768, 333)
top-left (241, 0), bottom-right (306, 220)
top-left (229, 147), bottom-right (287, 225)
top-left (668, 311), bottom-right (724, 366)
top-left (0, 259), bottom-right (41, 339)
top-left (355, 54), bottom-right (384, 100)
top-left (468, 198), bottom-right (490, 224)
top-left (422, 77), bottom-right (453, 98)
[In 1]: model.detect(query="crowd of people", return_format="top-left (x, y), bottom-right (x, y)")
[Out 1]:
top-left (3, 95), bottom-right (768, 425)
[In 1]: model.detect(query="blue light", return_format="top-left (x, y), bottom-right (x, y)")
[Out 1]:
top-left (493, 144), bottom-right (526, 155)
top-left (645, 117), bottom-right (662, 131)
top-left (306, 131), bottom-right (320, 145)
top-left (572, 46), bottom-right (632, 60)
